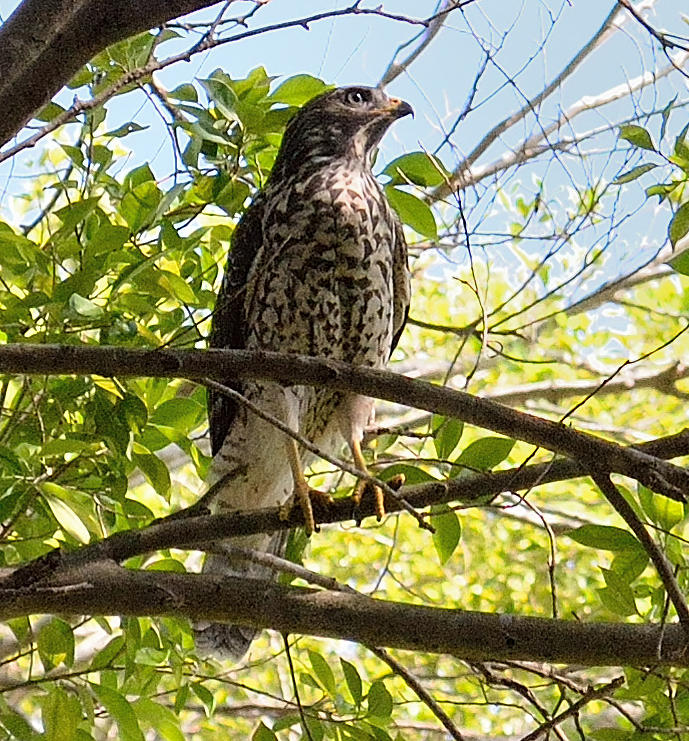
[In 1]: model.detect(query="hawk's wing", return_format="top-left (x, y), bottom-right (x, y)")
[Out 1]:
top-left (390, 212), bottom-right (410, 358)
top-left (207, 194), bottom-right (265, 456)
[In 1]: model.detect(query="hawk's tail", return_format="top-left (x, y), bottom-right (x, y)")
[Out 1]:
top-left (194, 529), bottom-right (289, 661)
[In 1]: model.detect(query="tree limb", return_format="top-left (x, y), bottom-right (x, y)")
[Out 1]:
top-left (0, 0), bottom-right (226, 148)
top-left (4, 427), bottom-right (688, 591)
top-left (1, 563), bottom-right (688, 668)
top-left (0, 344), bottom-right (687, 501)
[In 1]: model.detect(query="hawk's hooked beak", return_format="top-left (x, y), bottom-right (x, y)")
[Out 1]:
top-left (381, 97), bottom-right (414, 119)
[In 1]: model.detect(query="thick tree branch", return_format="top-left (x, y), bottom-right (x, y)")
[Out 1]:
top-left (4, 429), bottom-right (688, 591)
top-left (1, 564), bottom-right (688, 668)
top-left (0, 344), bottom-right (687, 501)
top-left (0, 0), bottom-right (226, 148)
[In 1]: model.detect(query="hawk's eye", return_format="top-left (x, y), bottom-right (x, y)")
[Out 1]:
top-left (344, 88), bottom-right (372, 106)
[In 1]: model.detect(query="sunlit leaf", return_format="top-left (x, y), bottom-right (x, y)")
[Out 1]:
top-left (341, 658), bottom-right (363, 705)
top-left (612, 163), bottom-right (657, 184)
top-left (619, 124), bottom-right (655, 151)
top-left (566, 525), bottom-right (639, 551)
top-left (383, 151), bottom-right (449, 187)
top-left (431, 504), bottom-right (461, 564)
top-left (384, 186), bottom-right (437, 239)
top-left (455, 436), bottom-right (514, 471)
top-left (92, 686), bottom-right (144, 741)
top-left (432, 415), bottom-right (464, 459)
top-left (308, 650), bottom-right (336, 696)
top-left (668, 201), bottom-right (689, 248)
top-left (367, 680), bottom-right (393, 719)
top-left (269, 74), bottom-right (330, 105)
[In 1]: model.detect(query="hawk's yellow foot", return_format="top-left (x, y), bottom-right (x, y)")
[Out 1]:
top-left (283, 438), bottom-right (334, 535)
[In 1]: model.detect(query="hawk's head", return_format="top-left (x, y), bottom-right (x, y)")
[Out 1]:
top-left (272, 86), bottom-right (413, 176)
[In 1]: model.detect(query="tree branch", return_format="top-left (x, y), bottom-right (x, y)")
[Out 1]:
top-left (4, 427), bottom-right (688, 591)
top-left (432, 3), bottom-right (623, 199)
top-left (0, 0), bottom-right (225, 148)
top-left (0, 344), bottom-right (687, 501)
top-left (1, 563), bottom-right (688, 668)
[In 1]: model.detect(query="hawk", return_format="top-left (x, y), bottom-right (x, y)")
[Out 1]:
top-left (195, 85), bottom-right (413, 658)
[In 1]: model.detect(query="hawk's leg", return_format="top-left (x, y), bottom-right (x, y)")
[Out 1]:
top-left (350, 437), bottom-right (385, 521)
top-left (280, 438), bottom-right (333, 535)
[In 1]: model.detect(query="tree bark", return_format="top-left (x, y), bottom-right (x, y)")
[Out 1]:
top-left (0, 0), bottom-right (222, 148)
top-left (2, 563), bottom-right (687, 668)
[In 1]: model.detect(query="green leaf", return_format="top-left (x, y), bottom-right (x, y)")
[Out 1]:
top-left (105, 122), bottom-right (148, 138)
top-left (660, 95), bottom-right (677, 141)
top-left (150, 397), bottom-right (204, 430)
top-left (117, 394), bottom-right (148, 433)
top-left (191, 683), bottom-right (215, 716)
top-left (55, 197), bottom-right (100, 230)
top-left (0, 709), bottom-right (40, 740)
top-left (611, 549), bottom-right (649, 583)
top-left (383, 151), bottom-right (448, 187)
top-left (378, 463), bottom-right (438, 485)
top-left (93, 685), bottom-right (144, 741)
top-left (169, 83), bottom-right (198, 102)
top-left (133, 697), bottom-right (184, 741)
top-left (566, 524), bottom-right (639, 551)
top-left (599, 569), bottom-right (638, 616)
top-left (638, 484), bottom-right (685, 531)
top-left (200, 75), bottom-right (240, 122)
top-left (35, 101), bottom-right (67, 122)
top-left (68, 293), bottom-right (104, 319)
top-left (619, 124), bottom-right (655, 151)
top-left (252, 722), bottom-right (278, 741)
top-left (432, 415), bottom-right (464, 459)
top-left (132, 453), bottom-right (171, 498)
top-left (367, 680), bottom-right (393, 719)
top-left (269, 74), bottom-right (330, 106)
top-left (669, 249), bottom-right (689, 276)
top-left (308, 650), bottom-right (336, 696)
top-left (431, 504), bottom-right (461, 564)
top-left (41, 486), bottom-right (91, 543)
top-left (90, 636), bottom-right (125, 670)
top-left (40, 687), bottom-right (81, 741)
top-left (612, 163), bottom-right (657, 184)
top-left (156, 269), bottom-right (196, 304)
top-left (455, 436), bottom-right (514, 471)
top-left (37, 618), bottom-right (75, 669)
top-left (120, 181), bottom-right (162, 232)
top-left (341, 658), bottom-right (363, 704)
top-left (668, 201), bottom-right (689, 248)
top-left (384, 186), bottom-right (437, 239)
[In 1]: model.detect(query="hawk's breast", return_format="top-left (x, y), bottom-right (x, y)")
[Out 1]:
top-left (244, 160), bottom-right (397, 369)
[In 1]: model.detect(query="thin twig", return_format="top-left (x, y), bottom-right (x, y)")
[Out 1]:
top-left (216, 545), bottom-right (467, 740)
top-left (520, 676), bottom-right (625, 741)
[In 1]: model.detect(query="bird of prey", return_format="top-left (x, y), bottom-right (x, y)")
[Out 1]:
top-left (195, 85), bottom-right (413, 659)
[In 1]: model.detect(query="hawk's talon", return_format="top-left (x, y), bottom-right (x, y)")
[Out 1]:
top-left (351, 472), bottom-right (406, 525)
top-left (281, 486), bottom-right (334, 536)
top-left (351, 479), bottom-right (385, 523)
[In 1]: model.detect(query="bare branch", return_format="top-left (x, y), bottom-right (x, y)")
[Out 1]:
top-left (433, 3), bottom-right (624, 199)
top-left (520, 676), bottom-right (625, 741)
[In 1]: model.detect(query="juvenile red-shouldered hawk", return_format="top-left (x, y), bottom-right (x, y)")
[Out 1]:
top-left (195, 86), bottom-right (412, 658)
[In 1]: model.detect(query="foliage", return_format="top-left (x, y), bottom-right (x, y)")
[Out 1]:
top-left (2, 3), bottom-right (689, 740)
